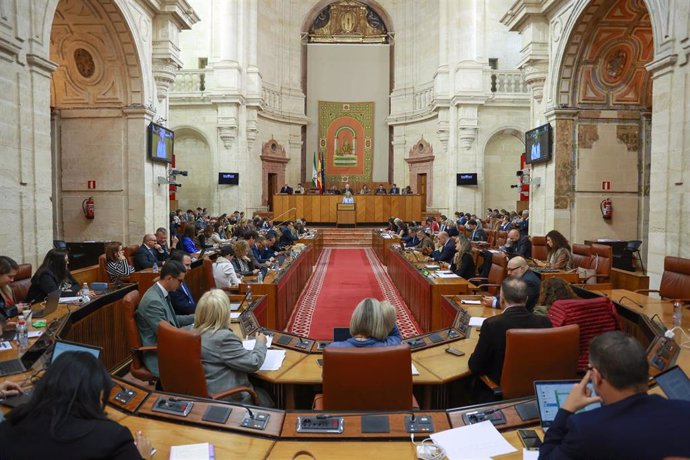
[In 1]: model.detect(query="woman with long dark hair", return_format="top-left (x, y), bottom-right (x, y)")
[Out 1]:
top-left (0, 352), bottom-right (151, 459)
top-left (26, 249), bottom-right (79, 303)
top-left (541, 230), bottom-right (573, 270)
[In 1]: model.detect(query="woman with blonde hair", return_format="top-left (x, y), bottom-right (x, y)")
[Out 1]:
top-left (231, 240), bottom-right (259, 276)
top-left (450, 235), bottom-right (476, 279)
top-left (329, 298), bottom-right (401, 348)
top-left (194, 289), bottom-right (273, 406)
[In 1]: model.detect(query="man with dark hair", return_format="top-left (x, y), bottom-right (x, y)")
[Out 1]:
top-left (467, 219), bottom-right (487, 241)
top-left (167, 250), bottom-right (197, 314)
top-left (540, 331), bottom-right (690, 459)
top-left (481, 256), bottom-right (540, 311)
top-left (468, 277), bottom-right (551, 385)
top-left (135, 260), bottom-right (194, 376)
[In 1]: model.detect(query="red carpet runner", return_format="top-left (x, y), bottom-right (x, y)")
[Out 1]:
top-left (287, 248), bottom-right (422, 340)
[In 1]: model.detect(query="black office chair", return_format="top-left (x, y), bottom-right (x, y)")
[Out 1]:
top-left (626, 240), bottom-right (645, 274)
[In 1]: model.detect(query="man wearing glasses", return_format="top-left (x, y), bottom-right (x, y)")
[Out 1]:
top-left (480, 256), bottom-right (540, 311)
top-left (540, 331), bottom-right (690, 459)
top-left (133, 233), bottom-right (168, 270)
top-left (135, 260), bottom-right (194, 377)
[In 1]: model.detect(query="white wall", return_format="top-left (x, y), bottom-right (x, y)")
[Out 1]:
top-left (306, 44), bottom-right (390, 181)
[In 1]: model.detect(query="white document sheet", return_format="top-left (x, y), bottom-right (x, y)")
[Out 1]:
top-left (242, 335), bottom-right (273, 350)
top-left (259, 349), bottom-right (286, 371)
top-left (411, 363), bottom-right (420, 375)
top-left (169, 443), bottom-right (215, 460)
top-left (0, 341), bottom-right (11, 351)
top-left (230, 312), bottom-right (241, 320)
top-left (469, 317), bottom-right (486, 328)
top-left (430, 420), bottom-right (517, 460)
top-left (28, 331), bottom-right (43, 338)
top-left (523, 449), bottom-right (540, 460)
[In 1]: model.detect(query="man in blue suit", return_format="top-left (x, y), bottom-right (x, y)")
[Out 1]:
top-left (540, 331), bottom-right (690, 459)
top-left (432, 232), bottom-right (456, 264)
top-left (467, 219), bottom-right (487, 242)
top-left (167, 251), bottom-right (197, 314)
top-left (133, 233), bottom-right (167, 270)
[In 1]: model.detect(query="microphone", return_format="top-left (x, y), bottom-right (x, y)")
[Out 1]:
top-left (617, 296), bottom-right (646, 309)
top-left (113, 383), bottom-right (136, 404)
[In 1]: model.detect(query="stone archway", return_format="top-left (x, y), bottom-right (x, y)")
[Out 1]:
top-left (552, 0), bottom-right (653, 253)
top-left (482, 129), bottom-right (525, 213)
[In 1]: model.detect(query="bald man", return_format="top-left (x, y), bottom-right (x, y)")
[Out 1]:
top-left (479, 229), bottom-right (531, 277)
top-left (481, 256), bottom-right (541, 311)
top-left (432, 232), bottom-right (456, 264)
top-left (133, 233), bottom-right (168, 270)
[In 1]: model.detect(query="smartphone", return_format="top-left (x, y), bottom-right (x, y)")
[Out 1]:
top-left (518, 429), bottom-right (542, 450)
top-left (316, 358), bottom-right (324, 367)
top-left (445, 347), bottom-right (465, 357)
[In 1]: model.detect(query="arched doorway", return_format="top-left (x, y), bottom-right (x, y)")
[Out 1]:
top-left (553, 0), bottom-right (652, 262)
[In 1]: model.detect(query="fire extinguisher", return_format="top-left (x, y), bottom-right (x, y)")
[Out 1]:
top-left (600, 198), bottom-right (613, 220)
top-left (82, 197), bottom-right (95, 219)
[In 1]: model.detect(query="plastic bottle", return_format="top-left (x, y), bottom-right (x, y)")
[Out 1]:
top-left (673, 300), bottom-right (683, 327)
top-left (152, 261), bottom-right (159, 273)
top-left (257, 271), bottom-right (264, 284)
top-left (17, 315), bottom-right (28, 352)
top-left (246, 285), bottom-right (253, 302)
top-left (81, 282), bottom-right (91, 303)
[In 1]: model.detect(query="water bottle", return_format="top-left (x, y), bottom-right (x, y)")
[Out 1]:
top-left (246, 285), bottom-right (253, 302)
top-left (152, 261), bottom-right (159, 273)
top-left (17, 315), bottom-right (28, 352)
top-left (673, 300), bottom-right (684, 327)
top-left (81, 283), bottom-right (90, 303)
top-left (257, 271), bottom-right (264, 284)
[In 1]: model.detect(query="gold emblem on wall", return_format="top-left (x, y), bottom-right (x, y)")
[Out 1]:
top-left (308, 0), bottom-right (388, 44)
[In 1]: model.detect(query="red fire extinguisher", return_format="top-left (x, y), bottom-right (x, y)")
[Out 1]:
top-left (600, 198), bottom-right (612, 220)
top-left (82, 197), bottom-right (95, 219)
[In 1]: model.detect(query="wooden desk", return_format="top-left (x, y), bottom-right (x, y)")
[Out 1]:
top-left (297, 231), bottom-right (323, 266)
top-left (387, 248), bottom-right (474, 331)
top-left (273, 194), bottom-right (423, 224)
top-left (372, 231), bottom-right (401, 266)
top-left (244, 247), bottom-right (314, 330)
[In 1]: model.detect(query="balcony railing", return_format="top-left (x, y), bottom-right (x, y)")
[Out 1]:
top-left (490, 70), bottom-right (528, 94)
top-left (170, 69), bottom-right (205, 94)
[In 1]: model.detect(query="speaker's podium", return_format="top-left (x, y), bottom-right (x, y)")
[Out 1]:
top-left (336, 202), bottom-right (356, 227)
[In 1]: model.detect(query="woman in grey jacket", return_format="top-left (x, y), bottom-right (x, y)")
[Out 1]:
top-left (194, 289), bottom-right (274, 406)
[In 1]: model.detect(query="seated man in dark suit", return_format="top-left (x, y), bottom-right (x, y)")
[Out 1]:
top-left (135, 260), bottom-right (194, 377)
top-left (432, 232), bottom-right (456, 264)
top-left (375, 184), bottom-right (387, 195)
top-left (342, 183), bottom-right (355, 196)
top-left (479, 229), bottom-right (532, 277)
top-left (167, 251), bottom-right (197, 314)
top-left (540, 331), bottom-right (690, 459)
top-left (155, 227), bottom-right (177, 257)
top-left (467, 219), bottom-right (487, 241)
top-left (133, 234), bottom-right (168, 270)
top-left (405, 228), bottom-right (424, 247)
top-left (389, 183), bottom-right (400, 194)
top-left (279, 184), bottom-right (293, 194)
top-left (468, 277), bottom-right (551, 385)
top-left (480, 256), bottom-right (540, 311)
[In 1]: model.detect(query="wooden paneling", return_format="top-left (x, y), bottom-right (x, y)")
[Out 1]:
top-left (273, 195), bottom-right (422, 223)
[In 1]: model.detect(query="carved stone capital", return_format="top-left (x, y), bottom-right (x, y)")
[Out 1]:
top-left (218, 126), bottom-right (237, 150)
top-left (458, 127), bottom-right (477, 150)
top-left (437, 120), bottom-right (449, 149)
top-left (153, 57), bottom-right (181, 102)
top-left (522, 61), bottom-right (548, 102)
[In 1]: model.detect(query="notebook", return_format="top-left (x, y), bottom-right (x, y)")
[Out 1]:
top-left (50, 339), bottom-right (102, 364)
top-left (333, 327), bottom-right (352, 342)
top-left (534, 380), bottom-right (601, 431)
top-left (654, 365), bottom-right (690, 401)
top-left (32, 289), bottom-right (61, 318)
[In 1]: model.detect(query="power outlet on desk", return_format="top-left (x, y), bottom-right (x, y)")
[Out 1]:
top-left (241, 411), bottom-right (270, 430)
top-left (648, 336), bottom-right (680, 373)
top-left (152, 397), bottom-right (193, 417)
top-left (405, 338), bottom-right (425, 349)
top-left (405, 415), bottom-right (434, 433)
top-left (462, 409), bottom-right (506, 426)
top-left (114, 388), bottom-right (136, 405)
top-left (296, 415), bottom-right (344, 433)
top-left (294, 338), bottom-right (313, 350)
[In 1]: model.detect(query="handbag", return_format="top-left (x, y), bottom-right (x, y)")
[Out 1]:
top-left (577, 254), bottom-right (599, 284)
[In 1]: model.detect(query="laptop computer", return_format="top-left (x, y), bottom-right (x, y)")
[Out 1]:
top-left (32, 289), bottom-right (61, 318)
top-left (534, 380), bottom-right (602, 431)
top-left (1, 340), bottom-right (101, 408)
top-left (50, 339), bottom-right (102, 364)
top-left (0, 332), bottom-right (55, 377)
top-left (333, 327), bottom-right (352, 342)
top-left (654, 365), bottom-right (690, 401)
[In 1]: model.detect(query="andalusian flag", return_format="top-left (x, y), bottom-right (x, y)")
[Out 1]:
top-left (319, 148), bottom-right (326, 194)
top-left (311, 152), bottom-right (320, 190)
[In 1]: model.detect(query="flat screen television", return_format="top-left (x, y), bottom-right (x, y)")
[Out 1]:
top-left (457, 173), bottom-right (478, 186)
top-left (525, 123), bottom-right (552, 165)
top-left (218, 172), bottom-right (239, 185)
top-left (147, 122), bottom-right (174, 164)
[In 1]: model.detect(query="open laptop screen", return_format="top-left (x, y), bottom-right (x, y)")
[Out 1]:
top-left (50, 340), bottom-right (101, 364)
top-left (534, 380), bottom-right (601, 430)
top-left (654, 366), bottom-right (690, 401)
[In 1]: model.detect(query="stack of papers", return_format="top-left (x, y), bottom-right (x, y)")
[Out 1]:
top-left (430, 420), bottom-right (517, 460)
top-left (242, 336), bottom-right (273, 349)
top-left (436, 270), bottom-right (460, 279)
top-left (258, 350), bottom-right (286, 371)
top-left (469, 317), bottom-right (486, 327)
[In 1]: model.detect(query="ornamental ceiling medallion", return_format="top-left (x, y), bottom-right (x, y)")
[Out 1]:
top-left (308, 1), bottom-right (388, 44)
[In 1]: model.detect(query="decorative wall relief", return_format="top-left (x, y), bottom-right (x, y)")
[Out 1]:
top-left (308, 0), bottom-right (388, 43)
top-left (555, 119), bottom-right (575, 209)
top-left (616, 124), bottom-right (639, 151)
top-left (578, 124), bottom-right (599, 149)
